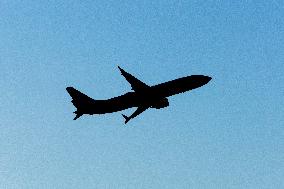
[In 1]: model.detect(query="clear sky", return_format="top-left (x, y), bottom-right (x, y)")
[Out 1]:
top-left (0, 1), bottom-right (283, 188)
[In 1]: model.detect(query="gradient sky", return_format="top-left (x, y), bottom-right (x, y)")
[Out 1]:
top-left (0, 1), bottom-right (283, 189)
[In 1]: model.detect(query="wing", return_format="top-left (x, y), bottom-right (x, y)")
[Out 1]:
top-left (118, 66), bottom-right (150, 92)
top-left (122, 106), bottom-right (149, 124)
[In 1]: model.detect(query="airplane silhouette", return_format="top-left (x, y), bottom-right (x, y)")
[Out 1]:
top-left (66, 66), bottom-right (211, 124)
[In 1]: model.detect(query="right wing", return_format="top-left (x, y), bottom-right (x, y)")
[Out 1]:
top-left (118, 66), bottom-right (150, 92)
top-left (122, 106), bottom-right (149, 124)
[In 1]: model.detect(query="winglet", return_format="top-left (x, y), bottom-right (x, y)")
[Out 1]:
top-left (73, 111), bottom-right (83, 120)
top-left (73, 113), bottom-right (82, 120)
top-left (118, 66), bottom-right (123, 72)
top-left (118, 66), bottom-right (127, 76)
top-left (122, 114), bottom-right (130, 124)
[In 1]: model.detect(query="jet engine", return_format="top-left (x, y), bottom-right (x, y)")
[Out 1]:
top-left (151, 98), bottom-right (169, 109)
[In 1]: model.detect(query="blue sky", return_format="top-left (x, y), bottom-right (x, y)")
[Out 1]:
top-left (0, 1), bottom-right (283, 188)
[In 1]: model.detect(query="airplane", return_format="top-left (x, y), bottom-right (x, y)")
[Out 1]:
top-left (66, 66), bottom-right (211, 124)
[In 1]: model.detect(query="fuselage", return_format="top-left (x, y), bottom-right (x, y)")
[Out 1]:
top-left (87, 75), bottom-right (211, 115)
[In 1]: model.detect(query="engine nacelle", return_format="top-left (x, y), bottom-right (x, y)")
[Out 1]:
top-left (151, 98), bottom-right (169, 109)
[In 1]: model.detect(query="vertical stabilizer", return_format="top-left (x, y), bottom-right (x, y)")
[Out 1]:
top-left (66, 87), bottom-right (96, 120)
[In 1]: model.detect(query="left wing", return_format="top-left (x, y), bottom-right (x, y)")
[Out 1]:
top-left (122, 106), bottom-right (149, 124)
top-left (118, 66), bottom-right (150, 92)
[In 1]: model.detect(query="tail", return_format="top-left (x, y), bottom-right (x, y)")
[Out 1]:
top-left (66, 87), bottom-right (96, 120)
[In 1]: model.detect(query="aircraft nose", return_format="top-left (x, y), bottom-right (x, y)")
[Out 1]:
top-left (202, 76), bottom-right (212, 84)
top-left (206, 76), bottom-right (212, 82)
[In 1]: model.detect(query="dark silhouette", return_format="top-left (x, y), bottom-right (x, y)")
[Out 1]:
top-left (66, 66), bottom-right (211, 124)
